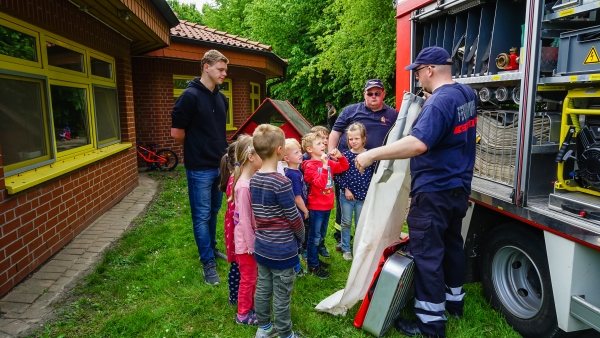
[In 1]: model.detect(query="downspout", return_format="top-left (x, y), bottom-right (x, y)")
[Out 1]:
top-left (267, 76), bottom-right (286, 97)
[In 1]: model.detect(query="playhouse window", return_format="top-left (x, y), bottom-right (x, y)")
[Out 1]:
top-left (250, 82), bottom-right (260, 114)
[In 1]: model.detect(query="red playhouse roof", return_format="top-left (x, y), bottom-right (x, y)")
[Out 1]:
top-left (230, 98), bottom-right (312, 142)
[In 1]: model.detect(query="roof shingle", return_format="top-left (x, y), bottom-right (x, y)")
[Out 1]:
top-left (171, 21), bottom-right (272, 52)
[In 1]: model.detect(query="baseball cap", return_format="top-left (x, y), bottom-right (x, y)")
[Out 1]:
top-left (364, 79), bottom-right (384, 91)
top-left (405, 46), bottom-right (452, 70)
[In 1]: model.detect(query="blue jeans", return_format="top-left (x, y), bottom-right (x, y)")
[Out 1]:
top-left (340, 194), bottom-right (364, 253)
top-left (307, 210), bottom-right (331, 268)
top-left (186, 168), bottom-right (223, 264)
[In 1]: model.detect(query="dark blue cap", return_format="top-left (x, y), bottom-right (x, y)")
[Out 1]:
top-left (405, 46), bottom-right (452, 70)
top-left (364, 79), bottom-right (384, 91)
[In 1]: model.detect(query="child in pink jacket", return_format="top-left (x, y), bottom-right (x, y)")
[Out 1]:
top-left (231, 135), bottom-right (262, 325)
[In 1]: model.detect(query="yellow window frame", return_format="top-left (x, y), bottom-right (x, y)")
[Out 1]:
top-left (89, 52), bottom-right (116, 84)
top-left (48, 79), bottom-right (96, 159)
top-left (43, 34), bottom-right (89, 80)
top-left (0, 19), bottom-right (42, 69)
top-left (93, 85), bottom-right (121, 147)
top-left (221, 79), bottom-right (235, 131)
top-left (250, 82), bottom-right (261, 114)
top-left (173, 75), bottom-right (195, 98)
top-left (0, 73), bottom-right (52, 174)
top-left (0, 12), bottom-right (125, 189)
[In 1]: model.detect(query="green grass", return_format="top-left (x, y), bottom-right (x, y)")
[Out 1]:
top-left (31, 168), bottom-right (521, 338)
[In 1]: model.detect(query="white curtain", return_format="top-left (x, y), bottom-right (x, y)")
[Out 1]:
top-left (315, 92), bottom-right (424, 316)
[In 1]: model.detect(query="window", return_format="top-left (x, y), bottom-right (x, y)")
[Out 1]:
top-left (173, 76), bottom-right (235, 130)
top-left (250, 82), bottom-right (260, 114)
top-left (0, 13), bottom-right (121, 178)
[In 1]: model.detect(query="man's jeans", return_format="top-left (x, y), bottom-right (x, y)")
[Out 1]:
top-left (307, 210), bottom-right (331, 268)
top-left (186, 168), bottom-right (223, 265)
top-left (340, 194), bottom-right (364, 253)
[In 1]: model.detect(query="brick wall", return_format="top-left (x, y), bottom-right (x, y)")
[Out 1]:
top-left (132, 57), bottom-right (267, 166)
top-left (0, 1), bottom-right (140, 296)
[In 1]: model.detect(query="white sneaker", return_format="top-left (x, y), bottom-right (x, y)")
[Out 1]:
top-left (343, 251), bottom-right (353, 261)
top-left (255, 326), bottom-right (279, 338)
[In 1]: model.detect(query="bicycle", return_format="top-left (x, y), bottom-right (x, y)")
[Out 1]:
top-left (136, 142), bottom-right (178, 171)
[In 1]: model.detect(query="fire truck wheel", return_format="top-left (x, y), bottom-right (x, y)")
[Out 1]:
top-left (481, 223), bottom-right (566, 338)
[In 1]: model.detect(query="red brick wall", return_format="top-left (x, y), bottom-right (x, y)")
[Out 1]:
top-left (132, 57), bottom-right (267, 166)
top-left (0, 2), bottom-right (141, 296)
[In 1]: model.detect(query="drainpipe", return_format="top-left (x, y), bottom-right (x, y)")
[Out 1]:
top-left (267, 76), bottom-right (286, 97)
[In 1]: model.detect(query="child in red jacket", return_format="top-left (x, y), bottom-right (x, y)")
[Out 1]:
top-left (301, 132), bottom-right (349, 279)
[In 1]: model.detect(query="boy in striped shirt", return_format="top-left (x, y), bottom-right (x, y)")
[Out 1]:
top-left (251, 124), bottom-right (305, 338)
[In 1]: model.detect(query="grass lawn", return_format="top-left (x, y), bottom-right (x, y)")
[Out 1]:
top-left (31, 168), bottom-right (521, 338)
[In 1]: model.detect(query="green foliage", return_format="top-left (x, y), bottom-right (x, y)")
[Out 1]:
top-left (203, 0), bottom-right (253, 35)
top-left (202, 0), bottom-right (397, 124)
top-left (166, 0), bottom-right (204, 25)
top-left (0, 25), bottom-right (37, 61)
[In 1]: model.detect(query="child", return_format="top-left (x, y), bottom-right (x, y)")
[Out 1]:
top-left (218, 142), bottom-right (239, 306)
top-left (301, 133), bottom-right (349, 279)
top-left (59, 126), bottom-right (71, 141)
top-left (231, 135), bottom-right (262, 325)
top-left (251, 124), bottom-right (305, 338)
top-left (336, 122), bottom-right (375, 261)
top-left (302, 126), bottom-right (340, 258)
top-left (283, 138), bottom-right (308, 276)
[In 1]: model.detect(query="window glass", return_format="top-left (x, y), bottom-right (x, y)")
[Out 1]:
top-left (0, 24), bottom-right (37, 62)
top-left (94, 87), bottom-right (120, 146)
top-left (46, 42), bottom-right (84, 72)
top-left (220, 82), bottom-right (230, 91)
top-left (174, 78), bottom-right (193, 89)
top-left (253, 85), bottom-right (259, 94)
top-left (0, 77), bottom-right (48, 167)
top-left (90, 57), bottom-right (112, 79)
top-left (50, 85), bottom-right (90, 152)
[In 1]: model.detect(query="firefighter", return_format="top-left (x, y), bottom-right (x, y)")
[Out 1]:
top-left (355, 46), bottom-right (477, 338)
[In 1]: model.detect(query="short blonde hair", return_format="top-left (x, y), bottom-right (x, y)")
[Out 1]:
top-left (301, 132), bottom-right (320, 153)
top-left (310, 125), bottom-right (329, 138)
top-left (201, 49), bottom-right (229, 69)
top-left (285, 138), bottom-right (301, 154)
top-left (253, 124), bottom-right (285, 159)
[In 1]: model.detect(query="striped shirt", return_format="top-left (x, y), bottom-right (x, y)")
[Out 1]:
top-left (250, 172), bottom-right (305, 269)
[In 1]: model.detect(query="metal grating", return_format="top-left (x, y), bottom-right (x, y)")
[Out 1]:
top-left (380, 261), bottom-right (415, 336)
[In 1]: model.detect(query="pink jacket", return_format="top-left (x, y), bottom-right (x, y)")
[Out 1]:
top-left (233, 179), bottom-right (256, 254)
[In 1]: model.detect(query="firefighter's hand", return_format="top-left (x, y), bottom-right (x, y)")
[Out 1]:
top-left (355, 151), bottom-right (375, 174)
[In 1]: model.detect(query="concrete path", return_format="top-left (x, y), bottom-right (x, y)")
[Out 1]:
top-left (0, 174), bottom-right (158, 337)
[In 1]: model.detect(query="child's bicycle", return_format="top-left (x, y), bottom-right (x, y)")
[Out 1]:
top-left (136, 142), bottom-right (178, 171)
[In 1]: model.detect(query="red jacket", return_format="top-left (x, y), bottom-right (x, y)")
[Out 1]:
top-left (302, 156), bottom-right (349, 210)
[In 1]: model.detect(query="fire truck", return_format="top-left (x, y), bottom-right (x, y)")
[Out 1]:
top-left (395, 0), bottom-right (600, 337)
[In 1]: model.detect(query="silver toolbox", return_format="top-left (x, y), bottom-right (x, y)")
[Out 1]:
top-left (362, 251), bottom-right (415, 337)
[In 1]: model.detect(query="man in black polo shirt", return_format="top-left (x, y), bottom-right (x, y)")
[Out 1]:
top-left (171, 50), bottom-right (229, 285)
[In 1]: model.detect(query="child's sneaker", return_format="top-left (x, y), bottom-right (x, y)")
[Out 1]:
top-left (236, 311), bottom-right (258, 326)
top-left (343, 251), bottom-right (353, 261)
top-left (318, 259), bottom-right (330, 269)
top-left (319, 247), bottom-right (331, 258)
top-left (336, 242), bottom-right (342, 252)
top-left (309, 266), bottom-right (330, 279)
top-left (255, 325), bottom-right (279, 338)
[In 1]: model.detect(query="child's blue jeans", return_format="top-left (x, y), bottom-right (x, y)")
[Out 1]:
top-left (340, 194), bottom-right (364, 253)
top-left (307, 209), bottom-right (331, 268)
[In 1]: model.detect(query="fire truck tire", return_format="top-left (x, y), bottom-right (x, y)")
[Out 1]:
top-left (481, 223), bottom-right (567, 338)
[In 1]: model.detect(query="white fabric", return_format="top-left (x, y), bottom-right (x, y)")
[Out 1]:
top-left (315, 92), bottom-right (425, 316)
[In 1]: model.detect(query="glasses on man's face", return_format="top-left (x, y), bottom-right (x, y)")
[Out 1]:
top-left (413, 65), bottom-right (435, 79)
top-left (366, 91), bottom-right (383, 97)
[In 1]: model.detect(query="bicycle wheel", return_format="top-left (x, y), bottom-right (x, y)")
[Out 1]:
top-left (155, 149), bottom-right (178, 171)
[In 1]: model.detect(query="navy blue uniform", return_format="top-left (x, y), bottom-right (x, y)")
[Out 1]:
top-left (408, 82), bottom-right (477, 337)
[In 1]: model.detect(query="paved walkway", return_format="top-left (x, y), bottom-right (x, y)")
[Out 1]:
top-left (0, 174), bottom-right (158, 337)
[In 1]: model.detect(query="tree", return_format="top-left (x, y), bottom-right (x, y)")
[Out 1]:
top-left (202, 0), bottom-right (253, 35)
top-left (167, 0), bottom-right (204, 25)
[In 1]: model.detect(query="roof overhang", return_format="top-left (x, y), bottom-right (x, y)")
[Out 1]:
top-left (68, 0), bottom-right (178, 55)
